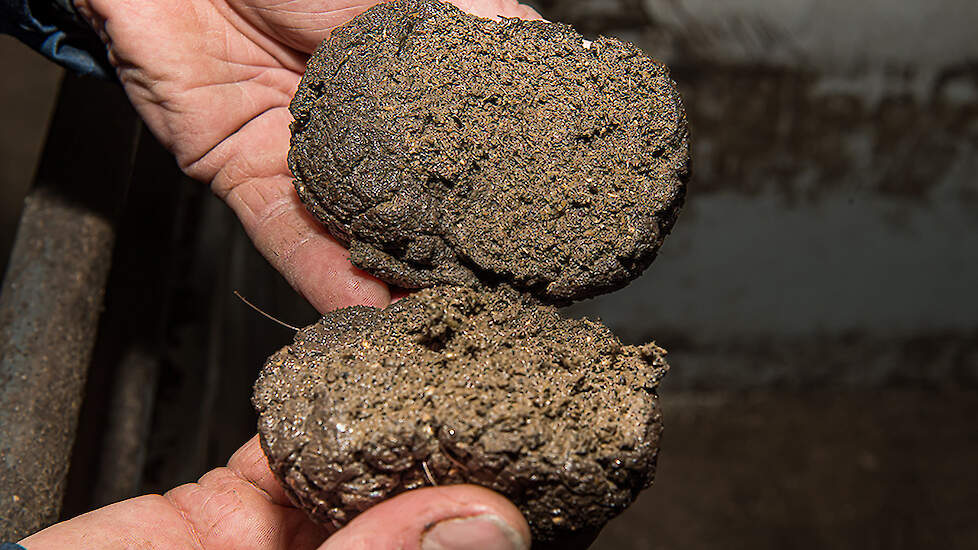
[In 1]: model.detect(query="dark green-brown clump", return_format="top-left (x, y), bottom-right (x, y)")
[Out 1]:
top-left (254, 286), bottom-right (668, 543)
top-left (289, 0), bottom-right (689, 302)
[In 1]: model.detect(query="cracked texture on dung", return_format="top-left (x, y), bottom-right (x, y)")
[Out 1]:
top-left (252, 286), bottom-right (668, 542)
top-left (288, 0), bottom-right (690, 301)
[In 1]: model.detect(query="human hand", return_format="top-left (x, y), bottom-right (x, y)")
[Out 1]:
top-left (19, 435), bottom-right (530, 549)
top-left (72, 0), bottom-right (541, 313)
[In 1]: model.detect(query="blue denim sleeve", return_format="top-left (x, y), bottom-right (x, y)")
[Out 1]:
top-left (0, 544), bottom-right (26, 550)
top-left (0, 0), bottom-right (112, 78)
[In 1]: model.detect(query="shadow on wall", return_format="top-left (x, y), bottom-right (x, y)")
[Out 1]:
top-left (540, 0), bottom-right (978, 389)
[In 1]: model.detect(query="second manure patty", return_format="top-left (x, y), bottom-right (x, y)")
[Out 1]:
top-left (289, 0), bottom-right (690, 301)
top-left (253, 286), bottom-right (669, 542)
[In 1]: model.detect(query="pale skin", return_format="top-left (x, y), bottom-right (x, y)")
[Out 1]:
top-left (21, 436), bottom-right (531, 549)
top-left (21, 1), bottom-right (544, 548)
top-left (72, 0), bottom-right (540, 314)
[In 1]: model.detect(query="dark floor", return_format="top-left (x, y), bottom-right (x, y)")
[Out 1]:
top-left (594, 390), bottom-right (978, 550)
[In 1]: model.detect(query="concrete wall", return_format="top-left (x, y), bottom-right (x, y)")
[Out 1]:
top-left (539, 0), bottom-right (978, 388)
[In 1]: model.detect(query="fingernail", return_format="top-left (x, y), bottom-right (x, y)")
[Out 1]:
top-left (422, 514), bottom-right (528, 550)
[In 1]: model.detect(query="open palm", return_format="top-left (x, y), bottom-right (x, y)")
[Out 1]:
top-left (20, 1), bottom-right (543, 549)
top-left (20, 436), bottom-right (530, 549)
top-left (73, 0), bottom-right (539, 313)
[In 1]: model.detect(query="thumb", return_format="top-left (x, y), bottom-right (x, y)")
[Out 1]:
top-left (447, 0), bottom-right (543, 21)
top-left (235, 0), bottom-right (543, 55)
top-left (319, 485), bottom-right (530, 550)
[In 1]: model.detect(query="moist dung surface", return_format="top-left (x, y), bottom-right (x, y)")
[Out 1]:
top-left (253, 286), bottom-right (669, 542)
top-left (289, 0), bottom-right (689, 301)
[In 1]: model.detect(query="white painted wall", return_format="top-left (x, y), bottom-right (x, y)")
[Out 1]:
top-left (645, 0), bottom-right (978, 68)
top-left (562, 0), bottom-right (978, 387)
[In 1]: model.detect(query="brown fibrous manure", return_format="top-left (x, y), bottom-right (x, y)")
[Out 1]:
top-left (254, 286), bottom-right (668, 543)
top-left (259, 0), bottom-right (690, 543)
top-left (288, 0), bottom-right (690, 303)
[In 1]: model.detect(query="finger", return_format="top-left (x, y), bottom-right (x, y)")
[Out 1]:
top-left (229, 437), bottom-right (535, 550)
top-left (228, 435), bottom-right (293, 506)
top-left (223, 436), bottom-right (533, 550)
top-left (232, 0), bottom-right (383, 53)
top-left (222, 171), bottom-right (392, 312)
top-left (235, 0), bottom-right (544, 55)
top-left (19, 495), bottom-right (201, 549)
top-left (20, 438), bottom-right (326, 550)
top-left (137, 61), bottom-right (387, 316)
top-left (164, 468), bottom-right (326, 550)
top-left (448, 0), bottom-right (544, 21)
top-left (319, 485), bottom-right (531, 550)
top-left (192, 100), bottom-right (390, 314)
top-left (77, 0), bottom-right (307, 162)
